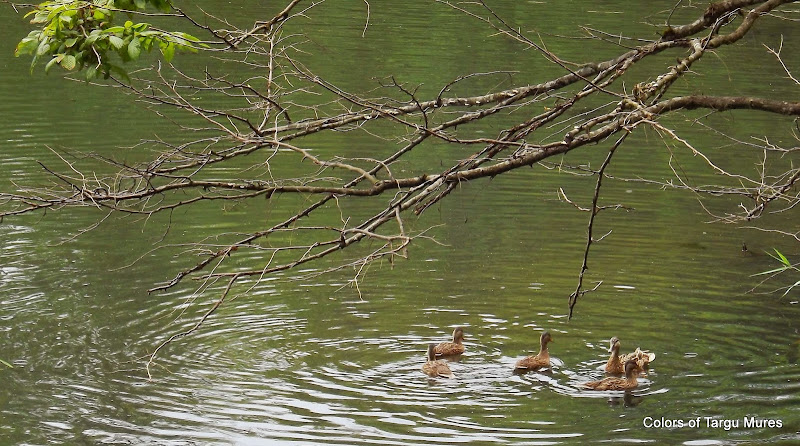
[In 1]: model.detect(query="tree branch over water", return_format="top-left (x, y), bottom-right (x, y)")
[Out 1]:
top-left (5, 0), bottom-right (800, 369)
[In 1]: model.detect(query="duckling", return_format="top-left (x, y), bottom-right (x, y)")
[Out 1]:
top-left (584, 359), bottom-right (642, 390)
top-left (623, 346), bottom-right (656, 368)
top-left (434, 326), bottom-right (465, 356)
top-left (605, 337), bottom-right (655, 374)
top-left (514, 331), bottom-right (553, 371)
top-left (422, 343), bottom-right (454, 378)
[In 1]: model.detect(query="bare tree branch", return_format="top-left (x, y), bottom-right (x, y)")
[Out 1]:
top-left (6, 0), bottom-right (800, 365)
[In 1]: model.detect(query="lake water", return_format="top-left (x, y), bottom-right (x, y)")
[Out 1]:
top-left (1, 2), bottom-right (798, 445)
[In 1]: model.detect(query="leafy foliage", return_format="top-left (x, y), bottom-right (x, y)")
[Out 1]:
top-left (14, 0), bottom-right (204, 80)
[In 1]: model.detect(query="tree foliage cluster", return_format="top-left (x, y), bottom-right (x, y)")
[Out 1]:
top-left (14, 0), bottom-right (202, 79)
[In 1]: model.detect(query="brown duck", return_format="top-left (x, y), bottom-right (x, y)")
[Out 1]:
top-left (422, 343), bottom-right (454, 378)
top-left (584, 359), bottom-right (642, 390)
top-left (605, 337), bottom-right (655, 374)
top-left (434, 327), bottom-right (465, 356)
top-left (514, 331), bottom-right (553, 371)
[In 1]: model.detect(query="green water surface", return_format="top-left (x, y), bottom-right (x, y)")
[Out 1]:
top-left (1, 2), bottom-right (798, 444)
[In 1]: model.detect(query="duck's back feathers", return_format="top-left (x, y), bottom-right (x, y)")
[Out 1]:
top-left (582, 375), bottom-right (638, 391)
top-left (434, 327), bottom-right (465, 356)
top-left (514, 331), bottom-right (553, 371)
top-left (422, 360), bottom-right (455, 378)
top-left (434, 342), bottom-right (465, 356)
top-left (584, 359), bottom-right (641, 390)
top-left (422, 343), bottom-right (455, 378)
top-left (514, 352), bottom-right (550, 371)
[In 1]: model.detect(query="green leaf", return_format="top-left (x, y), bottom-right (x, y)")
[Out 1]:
top-left (134, 0), bottom-right (146, 10)
top-left (161, 42), bottom-right (175, 62)
top-left (61, 55), bottom-right (77, 70)
top-left (15, 37), bottom-right (40, 56)
top-left (752, 266), bottom-right (788, 277)
top-left (64, 37), bottom-right (78, 48)
top-left (84, 30), bottom-right (102, 47)
top-left (179, 33), bottom-right (201, 43)
top-left (109, 35), bottom-right (125, 49)
top-left (127, 38), bottom-right (141, 60)
top-left (765, 248), bottom-right (792, 267)
top-left (775, 249), bottom-right (790, 266)
top-left (86, 65), bottom-right (98, 81)
top-left (44, 56), bottom-right (59, 73)
top-left (30, 10), bottom-right (49, 24)
top-left (0, 359), bottom-right (11, 368)
top-left (153, 0), bottom-right (171, 12)
top-left (36, 39), bottom-right (51, 56)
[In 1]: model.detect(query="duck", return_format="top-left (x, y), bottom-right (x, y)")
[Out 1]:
top-left (584, 359), bottom-right (642, 390)
top-left (624, 346), bottom-right (656, 367)
top-left (514, 331), bottom-right (553, 371)
top-left (605, 337), bottom-right (625, 374)
top-left (422, 343), bottom-right (455, 378)
top-left (605, 337), bottom-right (655, 374)
top-left (434, 326), bottom-right (465, 356)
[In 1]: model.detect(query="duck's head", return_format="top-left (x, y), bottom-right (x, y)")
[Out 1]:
top-left (623, 359), bottom-right (640, 377)
top-left (426, 343), bottom-right (437, 361)
top-left (609, 336), bottom-right (621, 353)
top-left (452, 326), bottom-right (465, 343)
top-left (540, 331), bottom-right (553, 348)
